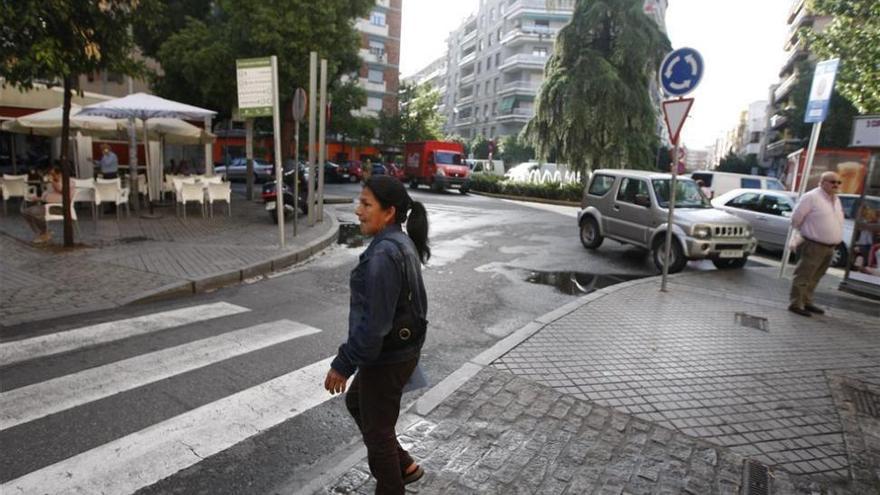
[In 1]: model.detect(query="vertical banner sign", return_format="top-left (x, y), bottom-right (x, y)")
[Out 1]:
top-left (236, 58), bottom-right (273, 118)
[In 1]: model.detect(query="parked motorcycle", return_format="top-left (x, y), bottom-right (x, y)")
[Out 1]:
top-left (262, 163), bottom-right (309, 224)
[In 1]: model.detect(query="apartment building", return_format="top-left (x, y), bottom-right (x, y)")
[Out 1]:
top-left (354, 0), bottom-right (402, 117)
top-left (414, 0), bottom-right (668, 143)
top-left (762, 0), bottom-right (832, 173)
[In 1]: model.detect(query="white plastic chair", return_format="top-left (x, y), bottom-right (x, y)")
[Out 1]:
top-left (2, 174), bottom-right (29, 215)
top-left (95, 177), bottom-right (129, 220)
top-left (164, 174), bottom-right (180, 200)
top-left (201, 175), bottom-right (224, 185)
top-left (71, 178), bottom-right (97, 221)
top-left (172, 177), bottom-right (197, 215)
top-left (45, 202), bottom-right (79, 235)
top-left (135, 173), bottom-right (149, 205)
top-left (206, 182), bottom-right (232, 217)
top-left (178, 182), bottom-right (206, 218)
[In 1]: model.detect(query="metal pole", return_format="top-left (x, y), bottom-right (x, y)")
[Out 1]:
top-left (307, 52), bottom-right (318, 226)
top-left (293, 120), bottom-right (299, 237)
top-left (203, 116), bottom-right (213, 176)
top-left (660, 141), bottom-right (679, 292)
top-left (245, 119), bottom-right (254, 200)
top-left (128, 116), bottom-right (139, 213)
top-left (317, 59), bottom-right (328, 223)
top-left (10, 134), bottom-right (16, 174)
top-left (779, 122), bottom-right (822, 278)
top-left (271, 55), bottom-right (284, 247)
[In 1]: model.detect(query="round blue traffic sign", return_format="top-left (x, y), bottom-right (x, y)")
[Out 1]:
top-left (659, 47), bottom-right (704, 97)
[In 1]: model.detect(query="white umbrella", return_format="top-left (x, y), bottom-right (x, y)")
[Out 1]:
top-left (78, 93), bottom-right (217, 203)
top-left (1, 104), bottom-right (120, 136)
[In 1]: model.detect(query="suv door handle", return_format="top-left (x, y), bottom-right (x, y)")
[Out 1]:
top-left (612, 205), bottom-right (620, 211)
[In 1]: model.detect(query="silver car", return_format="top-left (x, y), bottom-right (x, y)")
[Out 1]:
top-left (712, 188), bottom-right (869, 267)
top-left (578, 170), bottom-right (757, 273)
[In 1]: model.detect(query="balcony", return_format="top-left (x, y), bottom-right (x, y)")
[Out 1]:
top-left (359, 48), bottom-right (387, 65)
top-left (356, 19), bottom-right (389, 38)
top-left (496, 107), bottom-right (533, 122)
top-left (499, 81), bottom-right (541, 96)
top-left (499, 54), bottom-right (548, 72)
top-left (360, 78), bottom-right (387, 94)
top-left (790, 6), bottom-right (813, 30)
top-left (773, 72), bottom-right (798, 103)
top-left (778, 43), bottom-right (807, 77)
top-left (455, 116), bottom-right (475, 127)
top-left (765, 137), bottom-right (801, 157)
top-left (458, 51), bottom-right (476, 67)
top-left (505, 0), bottom-right (574, 20)
top-left (375, 0), bottom-right (390, 7)
top-left (461, 29), bottom-right (477, 46)
top-left (787, 0), bottom-right (805, 24)
top-left (457, 93), bottom-right (474, 106)
top-left (770, 113), bottom-right (789, 129)
top-left (500, 25), bottom-right (559, 46)
top-left (459, 72), bottom-right (475, 86)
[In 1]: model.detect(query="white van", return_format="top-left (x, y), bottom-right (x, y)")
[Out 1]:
top-left (466, 159), bottom-right (505, 176)
top-left (690, 171), bottom-right (784, 199)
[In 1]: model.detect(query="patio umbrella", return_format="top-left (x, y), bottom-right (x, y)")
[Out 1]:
top-left (78, 93), bottom-right (216, 204)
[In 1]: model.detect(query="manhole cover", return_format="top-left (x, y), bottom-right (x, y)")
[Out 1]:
top-left (845, 385), bottom-right (880, 418)
top-left (735, 312), bottom-right (768, 332)
top-left (743, 460), bottom-right (770, 495)
top-left (118, 236), bottom-right (151, 244)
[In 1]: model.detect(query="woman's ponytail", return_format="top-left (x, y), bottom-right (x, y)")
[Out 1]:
top-left (406, 200), bottom-right (430, 264)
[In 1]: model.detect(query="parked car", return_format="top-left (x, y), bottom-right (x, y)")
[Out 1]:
top-left (713, 188), bottom-right (870, 267)
top-left (690, 171), bottom-right (785, 200)
top-left (386, 163), bottom-right (406, 180)
top-left (578, 170), bottom-right (757, 273)
top-left (323, 161), bottom-right (350, 183)
top-left (340, 161), bottom-right (363, 183)
top-left (215, 158), bottom-right (274, 182)
top-left (370, 163), bottom-right (387, 176)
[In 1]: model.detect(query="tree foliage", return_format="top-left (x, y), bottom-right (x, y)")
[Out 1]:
top-left (470, 135), bottom-right (491, 159)
top-left (498, 134), bottom-right (535, 165)
top-left (524, 0), bottom-right (670, 174)
top-left (783, 60), bottom-right (858, 148)
top-left (377, 82), bottom-right (444, 144)
top-left (804, 0), bottom-right (880, 113)
top-left (717, 152), bottom-right (758, 174)
top-left (328, 81), bottom-right (375, 150)
top-left (0, 0), bottom-right (144, 246)
top-left (151, 0), bottom-right (373, 121)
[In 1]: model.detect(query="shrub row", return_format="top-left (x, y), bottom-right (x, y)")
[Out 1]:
top-left (470, 174), bottom-right (582, 203)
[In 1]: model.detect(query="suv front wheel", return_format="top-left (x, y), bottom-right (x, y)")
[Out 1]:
top-left (652, 237), bottom-right (687, 273)
top-left (712, 257), bottom-right (748, 269)
top-left (579, 216), bottom-right (603, 249)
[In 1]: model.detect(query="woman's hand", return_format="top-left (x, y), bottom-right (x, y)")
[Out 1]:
top-left (324, 368), bottom-right (348, 395)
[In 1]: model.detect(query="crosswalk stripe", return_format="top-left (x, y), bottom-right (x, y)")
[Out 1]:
top-left (0, 319), bottom-right (321, 431)
top-left (0, 302), bottom-right (249, 367)
top-left (1, 356), bottom-right (337, 495)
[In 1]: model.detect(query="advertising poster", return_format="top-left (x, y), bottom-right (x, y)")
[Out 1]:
top-left (841, 156), bottom-right (880, 296)
top-left (784, 148), bottom-right (871, 194)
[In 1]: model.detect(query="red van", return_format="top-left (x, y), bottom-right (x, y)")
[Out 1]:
top-left (404, 141), bottom-right (470, 193)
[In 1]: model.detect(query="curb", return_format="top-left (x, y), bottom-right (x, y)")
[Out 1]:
top-left (468, 189), bottom-right (580, 207)
top-left (128, 214), bottom-right (340, 306)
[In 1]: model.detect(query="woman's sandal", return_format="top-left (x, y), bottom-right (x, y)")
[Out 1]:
top-left (402, 463), bottom-right (424, 485)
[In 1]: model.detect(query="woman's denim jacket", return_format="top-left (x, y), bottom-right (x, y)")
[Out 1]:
top-left (331, 224), bottom-right (427, 377)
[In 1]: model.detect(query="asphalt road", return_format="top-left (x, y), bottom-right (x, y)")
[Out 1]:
top-left (0, 182), bottom-right (755, 495)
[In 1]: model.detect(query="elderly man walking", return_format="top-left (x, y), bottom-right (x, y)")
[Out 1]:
top-left (788, 171), bottom-right (845, 317)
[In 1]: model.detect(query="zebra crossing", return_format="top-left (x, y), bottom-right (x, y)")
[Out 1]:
top-left (0, 301), bottom-right (337, 495)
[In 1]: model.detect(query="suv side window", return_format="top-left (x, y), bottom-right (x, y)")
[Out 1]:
top-left (726, 192), bottom-right (761, 210)
top-left (588, 174), bottom-right (616, 196)
top-left (616, 178), bottom-right (650, 204)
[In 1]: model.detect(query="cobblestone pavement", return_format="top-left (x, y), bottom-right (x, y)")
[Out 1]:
top-left (0, 195), bottom-right (339, 328)
top-left (317, 268), bottom-right (880, 494)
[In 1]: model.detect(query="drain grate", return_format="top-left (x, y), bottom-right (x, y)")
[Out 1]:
top-left (118, 236), bottom-right (151, 244)
top-left (743, 460), bottom-right (770, 495)
top-left (735, 312), bottom-right (769, 332)
top-left (845, 385), bottom-right (880, 418)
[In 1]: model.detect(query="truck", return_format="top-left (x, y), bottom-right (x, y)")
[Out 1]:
top-left (404, 141), bottom-right (471, 193)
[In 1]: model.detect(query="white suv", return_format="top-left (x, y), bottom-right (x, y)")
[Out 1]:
top-left (578, 169), bottom-right (758, 273)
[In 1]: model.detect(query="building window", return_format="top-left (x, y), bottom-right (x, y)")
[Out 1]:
top-left (476, 84), bottom-right (480, 97)
top-left (486, 56), bottom-right (491, 69)
top-left (367, 96), bottom-right (383, 110)
top-left (370, 11), bottom-right (386, 26)
top-left (477, 61), bottom-right (481, 74)
top-left (488, 33), bottom-right (493, 46)
top-left (491, 8), bottom-right (496, 21)
top-left (485, 81), bottom-right (490, 93)
top-left (369, 40), bottom-right (385, 58)
top-left (534, 19), bottom-right (550, 28)
top-left (368, 69), bottom-right (384, 83)
top-left (475, 107), bottom-right (480, 119)
top-left (533, 47), bottom-right (548, 57)
top-left (495, 53), bottom-right (500, 66)
top-left (490, 126), bottom-right (496, 136)
top-left (494, 77), bottom-right (499, 91)
top-left (491, 102), bottom-right (497, 115)
top-left (478, 39), bottom-right (484, 52)
top-left (483, 104), bottom-right (488, 120)
top-left (497, 27), bottom-right (503, 41)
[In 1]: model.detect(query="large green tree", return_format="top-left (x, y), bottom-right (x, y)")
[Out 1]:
top-left (378, 82), bottom-right (444, 144)
top-left (804, 0), bottom-right (880, 114)
top-left (151, 0), bottom-right (373, 157)
top-left (328, 81), bottom-right (376, 159)
top-left (524, 0), bottom-right (670, 177)
top-left (498, 134), bottom-right (535, 166)
top-left (0, 0), bottom-right (144, 246)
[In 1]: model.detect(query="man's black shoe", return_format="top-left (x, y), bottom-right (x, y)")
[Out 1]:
top-left (788, 306), bottom-right (812, 317)
top-left (804, 304), bottom-right (825, 315)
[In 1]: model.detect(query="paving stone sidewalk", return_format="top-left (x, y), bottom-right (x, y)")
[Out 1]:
top-left (315, 268), bottom-right (880, 494)
top-left (0, 195), bottom-right (340, 328)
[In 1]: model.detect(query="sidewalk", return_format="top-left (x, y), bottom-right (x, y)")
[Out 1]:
top-left (312, 268), bottom-right (880, 494)
top-left (0, 194), bottom-right (343, 328)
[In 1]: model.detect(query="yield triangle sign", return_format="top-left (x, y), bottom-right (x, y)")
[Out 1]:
top-left (662, 98), bottom-right (694, 145)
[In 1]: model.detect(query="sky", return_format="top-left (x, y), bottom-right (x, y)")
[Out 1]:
top-left (399, 0), bottom-right (792, 150)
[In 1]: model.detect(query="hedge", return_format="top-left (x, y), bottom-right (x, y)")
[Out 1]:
top-left (470, 174), bottom-right (582, 202)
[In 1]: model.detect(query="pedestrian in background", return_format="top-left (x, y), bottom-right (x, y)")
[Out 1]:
top-left (21, 165), bottom-right (65, 244)
top-left (324, 175), bottom-right (430, 494)
top-left (788, 171), bottom-right (844, 317)
top-left (92, 144), bottom-right (118, 179)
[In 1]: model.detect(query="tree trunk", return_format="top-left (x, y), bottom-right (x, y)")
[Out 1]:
top-left (60, 75), bottom-right (74, 247)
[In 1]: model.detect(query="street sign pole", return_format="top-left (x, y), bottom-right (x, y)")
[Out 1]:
top-left (779, 58), bottom-right (839, 278)
top-left (307, 52), bottom-right (317, 226)
top-left (317, 59), bottom-right (328, 223)
top-left (661, 141), bottom-right (679, 292)
top-left (292, 87), bottom-right (307, 238)
top-left (270, 55), bottom-right (284, 247)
